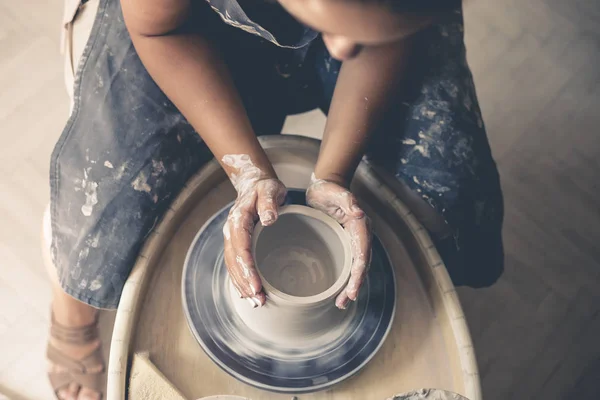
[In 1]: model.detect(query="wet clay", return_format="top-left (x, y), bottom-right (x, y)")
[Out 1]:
top-left (230, 205), bottom-right (354, 346)
top-left (228, 278), bottom-right (356, 348)
top-left (260, 245), bottom-right (333, 297)
top-left (253, 208), bottom-right (348, 298)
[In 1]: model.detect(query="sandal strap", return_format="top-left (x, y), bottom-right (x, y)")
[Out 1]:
top-left (50, 312), bottom-right (98, 345)
top-left (47, 370), bottom-right (75, 394)
top-left (47, 342), bottom-right (105, 394)
top-left (47, 344), bottom-right (86, 373)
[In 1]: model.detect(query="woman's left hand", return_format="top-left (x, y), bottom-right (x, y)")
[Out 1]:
top-left (306, 174), bottom-right (372, 309)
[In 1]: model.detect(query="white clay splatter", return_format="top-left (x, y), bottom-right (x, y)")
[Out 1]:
top-left (222, 154), bottom-right (263, 196)
top-left (89, 277), bottom-right (103, 291)
top-left (249, 283), bottom-right (259, 295)
top-left (222, 222), bottom-right (231, 240)
top-left (422, 109), bottom-right (437, 119)
top-left (414, 144), bottom-right (430, 157)
top-left (151, 159), bottom-right (166, 176)
top-left (81, 181), bottom-right (98, 216)
top-left (78, 247), bottom-right (90, 262)
top-left (236, 255), bottom-right (252, 278)
top-left (86, 231), bottom-right (100, 248)
top-left (132, 171), bottom-right (151, 193)
top-left (114, 162), bottom-right (129, 180)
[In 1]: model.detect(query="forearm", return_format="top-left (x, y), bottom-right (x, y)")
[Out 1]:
top-left (315, 39), bottom-right (413, 186)
top-left (122, 0), bottom-right (276, 178)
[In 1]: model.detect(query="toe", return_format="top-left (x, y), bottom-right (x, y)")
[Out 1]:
top-left (69, 382), bottom-right (81, 400)
top-left (58, 382), bottom-right (80, 400)
top-left (78, 387), bottom-right (101, 400)
top-left (57, 388), bottom-right (70, 400)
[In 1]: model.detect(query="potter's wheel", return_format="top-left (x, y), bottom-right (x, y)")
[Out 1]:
top-left (182, 191), bottom-right (396, 394)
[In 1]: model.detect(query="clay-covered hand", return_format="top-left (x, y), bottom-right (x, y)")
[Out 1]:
top-left (222, 154), bottom-right (287, 308)
top-left (306, 174), bottom-right (372, 309)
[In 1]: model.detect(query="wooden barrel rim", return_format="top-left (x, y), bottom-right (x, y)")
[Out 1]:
top-left (107, 135), bottom-right (481, 400)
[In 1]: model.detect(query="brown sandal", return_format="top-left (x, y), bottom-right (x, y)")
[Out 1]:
top-left (47, 313), bottom-right (105, 399)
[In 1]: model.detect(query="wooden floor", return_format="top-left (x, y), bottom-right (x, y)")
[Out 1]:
top-left (0, 0), bottom-right (599, 399)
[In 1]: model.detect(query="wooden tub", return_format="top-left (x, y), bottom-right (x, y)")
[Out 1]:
top-left (107, 135), bottom-right (481, 400)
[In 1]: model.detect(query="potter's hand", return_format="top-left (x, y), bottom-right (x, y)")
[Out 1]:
top-left (222, 154), bottom-right (287, 308)
top-left (306, 174), bottom-right (372, 309)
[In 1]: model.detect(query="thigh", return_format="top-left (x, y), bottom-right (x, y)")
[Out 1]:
top-left (51, 0), bottom-right (287, 308)
top-left (382, 18), bottom-right (504, 287)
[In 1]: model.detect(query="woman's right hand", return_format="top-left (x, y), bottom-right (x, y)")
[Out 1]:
top-left (222, 154), bottom-right (287, 308)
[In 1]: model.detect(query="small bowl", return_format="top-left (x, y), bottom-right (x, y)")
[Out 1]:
top-left (229, 205), bottom-right (352, 344)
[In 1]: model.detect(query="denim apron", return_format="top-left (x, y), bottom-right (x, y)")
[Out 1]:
top-left (51, 0), bottom-right (503, 308)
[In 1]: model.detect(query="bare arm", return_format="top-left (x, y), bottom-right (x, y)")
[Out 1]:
top-left (307, 39), bottom-right (413, 308)
top-left (121, 0), bottom-right (284, 305)
top-left (121, 0), bottom-right (275, 177)
top-left (314, 38), bottom-right (413, 185)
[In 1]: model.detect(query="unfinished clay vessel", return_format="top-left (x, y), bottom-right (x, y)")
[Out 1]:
top-left (229, 205), bottom-right (352, 345)
top-left (180, 188), bottom-right (396, 393)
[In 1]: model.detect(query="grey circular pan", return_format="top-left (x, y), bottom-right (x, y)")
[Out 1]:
top-left (182, 191), bottom-right (396, 394)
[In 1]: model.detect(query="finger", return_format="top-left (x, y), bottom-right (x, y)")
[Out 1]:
top-left (63, 382), bottom-right (79, 400)
top-left (345, 263), bottom-right (367, 301)
top-left (78, 387), bottom-right (101, 400)
top-left (224, 209), bottom-right (258, 298)
top-left (274, 181), bottom-right (287, 205)
top-left (230, 207), bottom-right (263, 297)
top-left (57, 389), bottom-right (72, 400)
top-left (256, 180), bottom-right (286, 226)
top-left (224, 225), bottom-right (252, 298)
top-left (252, 291), bottom-right (267, 306)
top-left (226, 244), bottom-right (264, 306)
top-left (233, 251), bottom-right (262, 296)
top-left (335, 290), bottom-right (351, 309)
top-left (345, 218), bottom-right (371, 300)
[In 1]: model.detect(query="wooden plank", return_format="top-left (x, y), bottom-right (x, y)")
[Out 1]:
top-left (538, 314), bottom-right (600, 399)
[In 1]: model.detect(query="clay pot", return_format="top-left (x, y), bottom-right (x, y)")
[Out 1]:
top-left (229, 205), bottom-right (353, 345)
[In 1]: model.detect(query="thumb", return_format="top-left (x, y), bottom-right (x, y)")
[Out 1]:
top-left (256, 180), bottom-right (286, 226)
top-left (338, 191), bottom-right (365, 219)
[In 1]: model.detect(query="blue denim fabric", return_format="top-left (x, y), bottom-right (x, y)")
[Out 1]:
top-left (50, 0), bottom-right (503, 309)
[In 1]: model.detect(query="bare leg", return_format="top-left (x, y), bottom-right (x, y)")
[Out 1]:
top-left (43, 206), bottom-right (103, 400)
